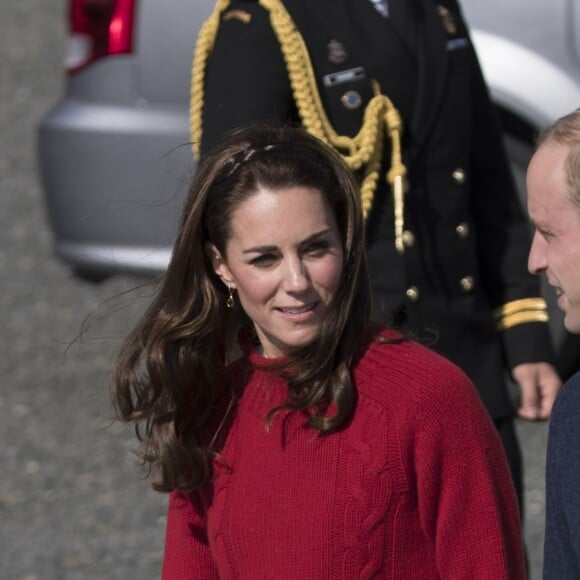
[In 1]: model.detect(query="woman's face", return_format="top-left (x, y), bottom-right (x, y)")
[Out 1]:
top-left (209, 185), bottom-right (344, 358)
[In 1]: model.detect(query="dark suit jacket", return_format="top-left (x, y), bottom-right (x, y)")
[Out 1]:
top-left (197, 0), bottom-right (554, 418)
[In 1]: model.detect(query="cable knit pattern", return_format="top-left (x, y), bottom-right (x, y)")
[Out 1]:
top-left (162, 333), bottom-right (525, 579)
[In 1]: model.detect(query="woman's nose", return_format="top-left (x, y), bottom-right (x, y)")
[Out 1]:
top-left (282, 257), bottom-right (310, 292)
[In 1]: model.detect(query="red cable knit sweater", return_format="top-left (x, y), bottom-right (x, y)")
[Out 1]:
top-left (162, 333), bottom-right (525, 579)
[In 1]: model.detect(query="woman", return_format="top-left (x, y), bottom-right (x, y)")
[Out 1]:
top-left (112, 126), bottom-right (525, 578)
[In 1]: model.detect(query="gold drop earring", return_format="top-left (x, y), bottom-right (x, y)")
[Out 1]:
top-left (226, 284), bottom-right (235, 309)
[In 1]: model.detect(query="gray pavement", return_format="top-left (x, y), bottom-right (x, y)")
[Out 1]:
top-left (1, 3), bottom-right (166, 578)
top-left (0, 2), bottom-right (549, 578)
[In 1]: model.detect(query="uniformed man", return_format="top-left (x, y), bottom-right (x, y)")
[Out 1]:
top-left (190, 0), bottom-right (561, 509)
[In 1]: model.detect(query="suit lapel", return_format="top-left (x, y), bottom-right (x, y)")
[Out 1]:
top-left (284, 0), bottom-right (412, 74)
top-left (298, 0), bottom-right (422, 79)
top-left (388, 0), bottom-right (418, 54)
top-left (408, 0), bottom-right (448, 146)
top-left (283, 0), bottom-right (360, 56)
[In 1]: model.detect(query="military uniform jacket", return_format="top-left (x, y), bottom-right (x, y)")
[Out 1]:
top-left (194, 0), bottom-right (554, 418)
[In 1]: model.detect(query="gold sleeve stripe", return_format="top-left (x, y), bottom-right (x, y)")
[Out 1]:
top-left (496, 310), bottom-right (550, 331)
top-left (493, 297), bottom-right (549, 330)
top-left (492, 298), bottom-right (548, 321)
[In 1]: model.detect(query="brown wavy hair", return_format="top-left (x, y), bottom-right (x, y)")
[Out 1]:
top-left (111, 126), bottom-right (372, 492)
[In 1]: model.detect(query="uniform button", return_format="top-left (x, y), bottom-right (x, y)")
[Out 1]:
top-left (456, 222), bottom-right (470, 238)
top-left (452, 168), bottom-right (466, 184)
top-left (459, 276), bottom-right (475, 293)
top-left (402, 230), bottom-right (415, 247)
top-left (406, 286), bottom-right (420, 302)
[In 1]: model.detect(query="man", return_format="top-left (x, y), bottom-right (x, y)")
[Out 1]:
top-left (527, 109), bottom-right (580, 579)
top-left (192, 0), bottom-right (562, 508)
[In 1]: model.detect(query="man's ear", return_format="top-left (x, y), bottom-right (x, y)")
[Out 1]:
top-left (205, 242), bottom-right (236, 288)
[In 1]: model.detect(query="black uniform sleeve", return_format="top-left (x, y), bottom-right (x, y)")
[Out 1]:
top-left (460, 5), bottom-right (555, 368)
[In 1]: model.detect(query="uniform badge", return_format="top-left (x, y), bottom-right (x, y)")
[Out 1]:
top-left (341, 90), bottom-right (362, 110)
top-left (323, 67), bottom-right (366, 87)
top-left (327, 39), bottom-right (348, 65)
top-left (223, 9), bottom-right (252, 24)
top-left (437, 5), bottom-right (457, 35)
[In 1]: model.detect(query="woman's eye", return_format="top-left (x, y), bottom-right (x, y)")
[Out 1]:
top-left (250, 253), bottom-right (277, 267)
top-left (305, 240), bottom-right (330, 255)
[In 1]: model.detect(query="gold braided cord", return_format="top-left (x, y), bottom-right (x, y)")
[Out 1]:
top-left (190, 0), bottom-right (408, 250)
top-left (496, 310), bottom-right (550, 331)
top-left (261, 0), bottom-right (407, 233)
top-left (190, 0), bottom-right (231, 160)
top-left (492, 297), bottom-right (548, 321)
top-left (382, 98), bottom-right (407, 252)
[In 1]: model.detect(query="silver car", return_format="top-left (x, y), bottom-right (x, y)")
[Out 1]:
top-left (39, 0), bottom-right (215, 280)
top-left (463, 0), bottom-right (580, 194)
top-left (38, 0), bottom-right (580, 350)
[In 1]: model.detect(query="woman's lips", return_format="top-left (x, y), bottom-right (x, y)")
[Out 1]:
top-left (276, 302), bottom-right (318, 321)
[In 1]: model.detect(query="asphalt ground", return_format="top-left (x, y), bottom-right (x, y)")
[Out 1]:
top-left (0, 2), bottom-right (550, 578)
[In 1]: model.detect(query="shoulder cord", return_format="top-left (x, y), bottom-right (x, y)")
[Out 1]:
top-left (191, 0), bottom-right (408, 253)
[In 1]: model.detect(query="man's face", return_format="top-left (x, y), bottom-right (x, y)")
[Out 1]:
top-left (527, 141), bottom-right (580, 333)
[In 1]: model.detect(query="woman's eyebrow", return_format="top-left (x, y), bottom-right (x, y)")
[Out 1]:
top-left (242, 228), bottom-right (333, 255)
top-left (242, 244), bottom-right (278, 255)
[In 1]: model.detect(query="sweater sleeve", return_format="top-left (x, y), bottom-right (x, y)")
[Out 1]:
top-left (543, 374), bottom-right (580, 579)
top-left (161, 490), bottom-right (219, 580)
top-left (409, 365), bottom-right (526, 579)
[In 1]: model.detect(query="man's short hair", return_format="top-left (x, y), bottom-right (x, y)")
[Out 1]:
top-left (537, 109), bottom-right (580, 210)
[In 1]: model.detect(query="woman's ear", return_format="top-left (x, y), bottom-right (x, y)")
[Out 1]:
top-left (205, 242), bottom-right (236, 288)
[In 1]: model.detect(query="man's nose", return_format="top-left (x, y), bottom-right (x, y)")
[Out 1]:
top-left (528, 230), bottom-right (547, 275)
